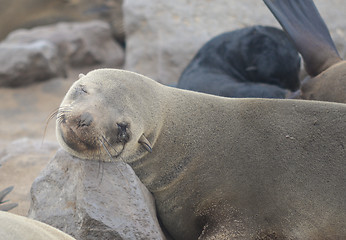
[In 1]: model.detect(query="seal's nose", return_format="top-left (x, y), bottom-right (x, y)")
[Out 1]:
top-left (78, 112), bottom-right (93, 127)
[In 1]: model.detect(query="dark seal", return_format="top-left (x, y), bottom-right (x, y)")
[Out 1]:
top-left (177, 25), bottom-right (301, 98)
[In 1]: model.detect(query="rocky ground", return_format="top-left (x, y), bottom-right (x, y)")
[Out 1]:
top-left (0, 66), bottom-right (104, 216)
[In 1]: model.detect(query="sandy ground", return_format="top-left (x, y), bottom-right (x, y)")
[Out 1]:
top-left (0, 66), bottom-right (101, 216)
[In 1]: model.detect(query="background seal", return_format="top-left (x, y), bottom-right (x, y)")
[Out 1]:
top-left (177, 25), bottom-right (301, 99)
top-left (264, 0), bottom-right (346, 103)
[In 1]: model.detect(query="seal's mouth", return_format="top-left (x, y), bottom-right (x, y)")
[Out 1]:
top-left (56, 108), bottom-right (131, 161)
top-left (98, 122), bottom-right (131, 159)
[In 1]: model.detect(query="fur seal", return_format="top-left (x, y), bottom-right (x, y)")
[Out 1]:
top-left (0, 211), bottom-right (76, 240)
top-left (264, 0), bottom-right (346, 103)
top-left (177, 25), bottom-right (301, 99)
top-left (56, 69), bottom-right (346, 239)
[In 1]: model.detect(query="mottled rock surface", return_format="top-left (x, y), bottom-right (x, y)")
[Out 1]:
top-left (123, 0), bottom-right (346, 85)
top-left (0, 40), bottom-right (66, 87)
top-left (29, 149), bottom-right (166, 240)
top-left (0, 138), bottom-right (59, 214)
top-left (0, 0), bottom-right (124, 45)
top-left (4, 21), bottom-right (124, 67)
top-left (0, 67), bottom-right (91, 216)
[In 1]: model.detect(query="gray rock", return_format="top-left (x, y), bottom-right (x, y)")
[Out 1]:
top-left (123, 0), bottom-right (346, 85)
top-left (5, 20), bottom-right (124, 67)
top-left (0, 138), bottom-right (60, 215)
top-left (29, 149), bottom-right (166, 240)
top-left (0, 138), bottom-right (59, 165)
top-left (0, 40), bottom-right (66, 87)
top-left (0, 0), bottom-right (124, 46)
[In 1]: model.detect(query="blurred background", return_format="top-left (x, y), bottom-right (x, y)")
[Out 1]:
top-left (0, 0), bottom-right (345, 216)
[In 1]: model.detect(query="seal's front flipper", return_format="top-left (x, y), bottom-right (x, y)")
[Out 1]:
top-left (138, 134), bottom-right (153, 153)
top-left (0, 186), bottom-right (14, 203)
top-left (263, 0), bottom-right (342, 76)
top-left (0, 186), bottom-right (18, 211)
top-left (0, 202), bottom-right (18, 211)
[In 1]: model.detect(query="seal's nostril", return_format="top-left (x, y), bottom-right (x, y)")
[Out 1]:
top-left (117, 122), bottom-right (130, 142)
top-left (79, 112), bottom-right (93, 127)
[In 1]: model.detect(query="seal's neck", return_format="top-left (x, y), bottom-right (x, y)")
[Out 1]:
top-left (128, 87), bottom-right (237, 192)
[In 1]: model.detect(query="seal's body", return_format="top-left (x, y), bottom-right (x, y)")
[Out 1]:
top-left (264, 0), bottom-right (346, 103)
top-left (177, 26), bottom-right (300, 99)
top-left (0, 211), bottom-right (76, 240)
top-left (57, 69), bottom-right (346, 239)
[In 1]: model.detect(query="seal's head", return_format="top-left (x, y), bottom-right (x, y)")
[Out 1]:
top-left (56, 69), bottom-right (160, 161)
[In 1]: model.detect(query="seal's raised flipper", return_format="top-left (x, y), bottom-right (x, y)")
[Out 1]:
top-left (0, 186), bottom-right (18, 211)
top-left (0, 186), bottom-right (14, 203)
top-left (263, 0), bottom-right (342, 76)
top-left (0, 202), bottom-right (18, 211)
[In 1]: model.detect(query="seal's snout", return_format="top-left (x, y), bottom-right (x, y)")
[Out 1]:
top-left (78, 112), bottom-right (93, 128)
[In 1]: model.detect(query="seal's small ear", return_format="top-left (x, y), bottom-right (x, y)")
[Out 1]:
top-left (78, 73), bottom-right (86, 79)
top-left (138, 134), bottom-right (153, 153)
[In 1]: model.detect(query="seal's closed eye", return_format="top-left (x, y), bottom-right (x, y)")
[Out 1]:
top-left (70, 85), bottom-right (89, 99)
top-left (80, 85), bottom-right (88, 94)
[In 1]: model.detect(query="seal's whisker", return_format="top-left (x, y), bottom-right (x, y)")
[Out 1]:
top-left (97, 151), bottom-right (101, 177)
top-left (57, 116), bottom-right (64, 125)
top-left (101, 136), bottom-right (117, 152)
top-left (47, 106), bottom-right (72, 126)
top-left (41, 106), bottom-right (72, 147)
top-left (56, 107), bottom-right (73, 126)
top-left (47, 108), bottom-right (59, 121)
top-left (119, 143), bottom-right (126, 158)
top-left (97, 148), bottom-right (104, 185)
top-left (99, 138), bottom-right (114, 160)
top-left (101, 135), bottom-right (124, 158)
top-left (98, 138), bottom-right (130, 188)
top-left (42, 107), bottom-right (62, 146)
top-left (56, 107), bottom-right (72, 117)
